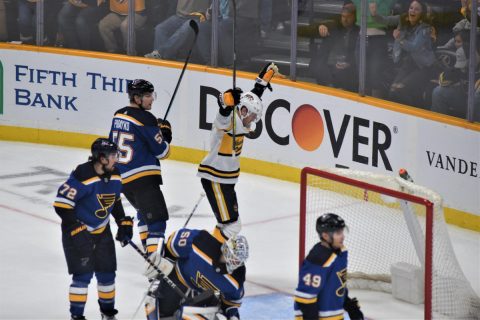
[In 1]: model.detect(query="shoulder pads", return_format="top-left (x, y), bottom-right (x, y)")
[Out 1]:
top-left (193, 230), bottom-right (223, 262)
top-left (306, 243), bottom-right (335, 266)
top-left (72, 162), bottom-right (96, 181)
top-left (118, 107), bottom-right (158, 126)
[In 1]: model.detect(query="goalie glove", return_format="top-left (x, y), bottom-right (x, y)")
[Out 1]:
top-left (144, 238), bottom-right (175, 279)
top-left (157, 119), bottom-right (172, 144)
top-left (218, 88), bottom-right (243, 116)
top-left (115, 216), bottom-right (133, 247)
top-left (344, 296), bottom-right (364, 320)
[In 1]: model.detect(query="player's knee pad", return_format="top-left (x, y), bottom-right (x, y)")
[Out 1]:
top-left (217, 217), bottom-right (241, 240)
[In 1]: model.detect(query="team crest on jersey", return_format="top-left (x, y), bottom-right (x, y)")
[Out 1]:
top-left (194, 271), bottom-right (219, 292)
top-left (336, 268), bottom-right (347, 297)
top-left (95, 194), bottom-right (116, 218)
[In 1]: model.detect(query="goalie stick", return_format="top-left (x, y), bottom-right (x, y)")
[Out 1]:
top-left (162, 19), bottom-right (199, 121)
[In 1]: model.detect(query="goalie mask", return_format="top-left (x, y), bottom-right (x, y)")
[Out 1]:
top-left (221, 235), bottom-right (249, 274)
top-left (238, 92), bottom-right (263, 125)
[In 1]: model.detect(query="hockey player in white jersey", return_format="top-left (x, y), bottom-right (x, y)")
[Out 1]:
top-left (197, 63), bottom-right (279, 243)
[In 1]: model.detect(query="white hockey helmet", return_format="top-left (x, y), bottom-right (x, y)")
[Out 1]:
top-left (221, 235), bottom-right (249, 274)
top-left (238, 92), bottom-right (263, 124)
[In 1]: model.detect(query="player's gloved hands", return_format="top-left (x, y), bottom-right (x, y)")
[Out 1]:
top-left (344, 297), bottom-right (364, 320)
top-left (144, 238), bottom-right (175, 279)
top-left (64, 221), bottom-right (94, 257)
top-left (157, 119), bottom-right (172, 144)
top-left (115, 216), bottom-right (133, 247)
top-left (255, 62), bottom-right (279, 91)
top-left (144, 254), bottom-right (174, 279)
top-left (218, 88), bottom-right (243, 116)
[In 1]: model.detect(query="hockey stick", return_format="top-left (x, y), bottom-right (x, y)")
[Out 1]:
top-left (128, 240), bottom-right (188, 299)
top-left (162, 19), bottom-right (199, 121)
top-left (231, 0), bottom-right (237, 156)
top-left (183, 192), bottom-right (206, 228)
top-left (129, 194), bottom-right (205, 320)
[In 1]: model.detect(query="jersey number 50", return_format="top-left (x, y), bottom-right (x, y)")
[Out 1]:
top-left (111, 131), bottom-right (134, 164)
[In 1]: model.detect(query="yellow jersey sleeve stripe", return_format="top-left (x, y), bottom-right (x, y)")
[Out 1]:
top-left (82, 176), bottom-right (101, 185)
top-left (212, 227), bottom-right (227, 244)
top-left (122, 170), bottom-right (161, 184)
top-left (294, 296), bottom-right (317, 304)
top-left (115, 113), bottom-right (144, 126)
top-left (224, 274), bottom-right (239, 290)
top-left (166, 231), bottom-right (179, 258)
top-left (323, 253), bottom-right (337, 267)
top-left (53, 202), bottom-right (74, 209)
top-left (192, 244), bottom-right (213, 265)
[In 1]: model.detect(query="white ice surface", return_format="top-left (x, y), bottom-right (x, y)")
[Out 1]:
top-left (0, 141), bottom-right (478, 320)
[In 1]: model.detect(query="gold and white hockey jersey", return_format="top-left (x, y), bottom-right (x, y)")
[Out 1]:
top-left (197, 111), bottom-right (250, 184)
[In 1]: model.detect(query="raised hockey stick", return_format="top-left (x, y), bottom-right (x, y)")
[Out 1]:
top-left (231, 0), bottom-right (237, 156)
top-left (183, 192), bottom-right (206, 228)
top-left (162, 19), bottom-right (199, 121)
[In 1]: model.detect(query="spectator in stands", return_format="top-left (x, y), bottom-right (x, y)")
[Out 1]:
top-left (57, 0), bottom-right (108, 50)
top-left (18, 0), bottom-right (61, 44)
top-left (431, 31), bottom-right (480, 119)
top-left (439, 0), bottom-right (480, 50)
top-left (431, 68), bottom-right (467, 118)
top-left (216, 0), bottom-right (260, 68)
top-left (98, 0), bottom-right (147, 54)
top-left (17, 0), bottom-right (37, 43)
top-left (195, 0), bottom-right (229, 65)
top-left (144, 0), bottom-right (210, 60)
top-left (299, 2), bottom-right (359, 91)
top-left (371, 0), bottom-right (436, 108)
top-left (259, 0), bottom-right (290, 38)
top-left (352, 0), bottom-right (396, 98)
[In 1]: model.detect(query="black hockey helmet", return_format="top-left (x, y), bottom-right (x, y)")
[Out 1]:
top-left (316, 213), bottom-right (346, 235)
top-left (127, 79), bottom-right (154, 98)
top-left (91, 138), bottom-right (118, 162)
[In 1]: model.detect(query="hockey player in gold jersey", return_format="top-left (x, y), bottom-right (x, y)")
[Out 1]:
top-left (197, 63), bottom-right (279, 243)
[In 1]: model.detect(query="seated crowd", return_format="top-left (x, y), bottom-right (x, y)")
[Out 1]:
top-left (0, 0), bottom-right (479, 121)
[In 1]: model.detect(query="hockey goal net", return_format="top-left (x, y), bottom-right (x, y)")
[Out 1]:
top-left (299, 167), bottom-right (480, 320)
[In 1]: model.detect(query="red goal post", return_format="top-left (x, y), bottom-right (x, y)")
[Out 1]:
top-left (299, 167), bottom-right (435, 319)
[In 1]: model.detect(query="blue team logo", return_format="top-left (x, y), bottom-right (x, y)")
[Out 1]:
top-left (95, 194), bottom-right (116, 218)
top-left (336, 268), bottom-right (347, 297)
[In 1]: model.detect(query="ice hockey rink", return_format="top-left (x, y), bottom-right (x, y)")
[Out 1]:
top-left (0, 141), bottom-right (478, 320)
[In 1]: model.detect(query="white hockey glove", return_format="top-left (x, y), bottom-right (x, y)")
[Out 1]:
top-left (144, 239), bottom-right (174, 279)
